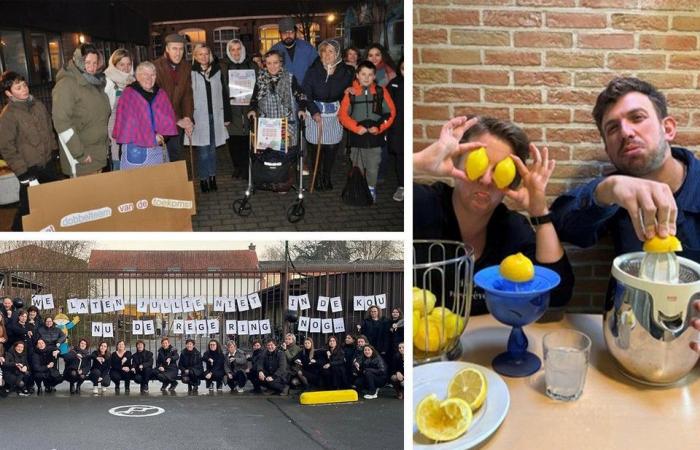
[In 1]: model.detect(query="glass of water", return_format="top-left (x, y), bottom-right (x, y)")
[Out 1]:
top-left (542, 329), bottom-right (591, 401)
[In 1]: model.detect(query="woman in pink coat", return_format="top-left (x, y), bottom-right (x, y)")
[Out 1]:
top-left (112, 61), bottom-right (177, 170)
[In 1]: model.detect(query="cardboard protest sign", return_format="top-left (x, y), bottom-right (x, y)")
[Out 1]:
top-left (228, 69), bottom-right (256, 106)
top-left (23, 161), bottom-right (196, 231)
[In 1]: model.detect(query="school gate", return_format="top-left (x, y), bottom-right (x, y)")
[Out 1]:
top-left (0, 261), bottom-right (403, 353)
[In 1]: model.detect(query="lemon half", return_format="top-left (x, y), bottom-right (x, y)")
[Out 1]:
top-left (416, 394), bottom-right (473, 442)
top-left (448, 367), bottom-right (488, 412)
top-left (643, 235), bottom-right (683, 253)
top-left (499, 252), bottom-right (535, 282)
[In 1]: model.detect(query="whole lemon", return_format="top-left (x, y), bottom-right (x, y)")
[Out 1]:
top-left (414, 315), bottom-right (447, 352)
top-left (493, 156), bottom-right (516, 189)
top-left (413, 287), bottom-right (436, 315)
top-left (413, 310), bottom-right (421, 338)
top-left (465, 147), bottom-right (489, 181)
top-left (643, 235), bottom-right (683, 253)
top-left (500, 252), bottom-right (535, 282)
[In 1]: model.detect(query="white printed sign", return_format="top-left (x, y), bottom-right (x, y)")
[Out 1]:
top-left (317, 296), bottom-right (329, 312)
top-left (249, 320), bottom-right (260, 335)
top-left (208, 319), bottom-right (220, 334)
top-left (331, 296), bottom-right (343, 313)
top-left (143, 320), bottom-right (155, 335)
top-left (113, 297), bottom-right (125, 312)
top-left (236, 296), bottom-right (249, 312)
top-left (228, 69), bottom-right (256, 106)
top-left (260, 319), bottom-right (271, 335)
top-left (213, 297), bottom-right (225, 312)
top-left (90, 298), bottom-right (102, 314)
top-left (298, 293), bottom-right (311, 311)
top-left (248, 293), bottom-right (262, 310)
top-left (225, 320), bottom-right (237, 334)
top-left (322, 318), bottom-right (333, 334)
top-left (288, 295), bottom-right (298, 311)
top-left (102, 298), bottom-right (115, 313)
top-left (375, 294), bottom-right (387, 309)
top-left (196, 320), bottom-right (207, 335)
top-left (149, 299), bottom-right (161, 313)
top-left (172, 298), bottom-right (183, 313)
top-left (238, 320), bottom-right (249, 335)
top-left (132, 320), bottom-right (143, 335)
top-left (193, 297), bottom-right (205, 312)
top-left (298, 316), bottom-right (309, 332)
top-left (173, 320), bottom-right (184, 335)
top-left (256, 118), bottom-right (283, 151)
top-left (310, 318), bottom-right (321, 333)
top-left (224, 298), bottom-right (236, 313)
top-left (333, 317), bottom-right (345, 333)
top-left (91, 322), bottom-right (103, 337)
top-left (102, 322), bottom-right (114, 338)
top-left (137, 299), bottom-right (148, 313)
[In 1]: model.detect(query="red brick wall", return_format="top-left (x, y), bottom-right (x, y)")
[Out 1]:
top-left (414, 2), bottom-right (700, 312)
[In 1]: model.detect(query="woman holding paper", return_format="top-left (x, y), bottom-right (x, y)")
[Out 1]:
top-left (301, 38), bottom-right (354, 191)
top-left (156, 337), bottom-right (179, 392)
top-left (109, 340), bottom-right (132, 394)
top-left (179, 338), bottom-right (203, 394)
top-left (190, 44), bottom-right (231, 193)
top-left (202, 339), bottom-right (225, 391)
top-left (223, 38), bottom-right (258, 179)
top-left (62, 338), bottom-right (90, 394)
top-left (89, 341), bottom-right (111, 395)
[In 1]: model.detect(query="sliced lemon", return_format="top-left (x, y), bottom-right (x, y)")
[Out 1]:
top-left (643, 235), bottom-right (683, 253)
top-left (493, 156), bottom-right (516, 189)
top-left (412, 287), bottom-right (436, 315)
top-left (416, 394), bottom-right (473, 442)
top-left (465, 147), bottom-right (489, 181)
top-left (499, 252), bottom-right (535, 282)
top-left (448, 367), bottom-right (488, 412)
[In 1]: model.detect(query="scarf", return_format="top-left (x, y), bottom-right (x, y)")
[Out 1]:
top-left (226, 38), bottom-right (247, 64)
top-left (72, 48), bottom-right (106, 87)
top-left (256, 68), bottom-right (293, 114)
top-left (318, 39), bottom-right (342, 82)
top-left (104, 64), bottom-right (134, 90)
top-left (130, 81), bottom-right (159, 103)
top-left (9, 95), bottom-right (34, 104)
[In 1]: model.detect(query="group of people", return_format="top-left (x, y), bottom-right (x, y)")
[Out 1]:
top-left (0, 16), bottom-right (404, 231)
top-left (0, 300), bottom-right (405, 400)
top-left (414, 76), bottom-right (700, 337)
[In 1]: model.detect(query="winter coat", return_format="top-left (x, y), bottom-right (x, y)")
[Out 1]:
top-left (0, 321), bottom-right (7, 357)
top-left (270, 39), bottom-right (318, 85)
top-left (257, 348), bottom-right (287, 381)
top-left (3, 347), bottom-right (29, 375)
top-left (222, 44), bottom-right (258, 136)
top-left (343, 344), bottom-right (355, 375)
top-left (62, 348), bottom-right (91, 373)
top-left (247, 348), bottom-right (262, 371)
top-left (112, 83), bottom-right (178, 147)
top-left (156, 346), bottom-right (179, 378)
top-left (203, 350), bottom-right (225, 377)
top-left (390, 319), bottom-right (404, 350)
top-left (360, 317), bottom-right (391, 355)
top-left (190, 59), bottom-right (230, 147)
top-left (387, 74), bottom-right (403, 142)
top-left (360, 354), bottom-right (387, 378)
top-left (153, 56), bottom-right (194, 121)
top-left (0, 98), bottom-right (56, 176)
top-left (52, 61), bottom-right (111, 176)
top-left (338, 80), bottom-right (396, 148)
top-left (391, 352), bottom-right (404, 376)
top-left (36, 325), bottom-right (66, 349)
top-left (7, 320), bottom-right (32, 349)
top-left (301, 59), bottom-right (354, 115)
top-left (224, 349), bottom-right (248, 375)
top-left (374, 62), bottom-right (396, 89)
top-left (284, 343), bottom-right (301, 371)
top-left (249, 70), bottom-right (305, 148)
top-left (110, 351), bottom-right (132, 372)
top-left (298, 348), bottom-right (323, 376)
top-left (178, 347), bottom-right (203, 378)
top-left (131, 349), bottom-right (154, 370)
top-left (31, 346), bottom-right (59, 375)
top-left (90, 351), bottom-right (111, 375)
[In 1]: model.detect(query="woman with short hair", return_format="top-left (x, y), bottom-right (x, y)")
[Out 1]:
top-left (3, 341), bottom-right (32, 396)
top-left (89, 341), bottom-right (111, 395)
top-left (156, 337), bottom-right (179, 392)
top-left (179, 338), bottom-right (203, 394)
top-left (112, 61), bottom-right (178, 170)
top-left (62, 338), bottom-right (90, 394)
top-left (202, 339), bottom-right (225, 392)
top-left (109, 340), bottom-right (133, 394)
top-left (224, 340), bottom-right (248, 393)
top-left (31, 338), bottom-right (63, 394)
top-left (131, 339), bottom-right (154, 394)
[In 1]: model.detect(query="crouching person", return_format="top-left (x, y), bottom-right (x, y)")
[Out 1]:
top-left (255, 339), bottom-right (288, 395)
top-left (224, 340), bottom-right (248, 393)
top-left (109, 340), bottom-right (132, 394)
top-left (31, 338), bottom-right (62, 394)
top-left (62, 338), bottom-right (90, 394)
top-left (390, 342), bottom-right (404, 400)
top-left (156, 337), bottom-right (179, 392)
top-left (355, 345), bottom-right (387, 400)
top-left (89, 341), bottom-right (111, 395)
top-left (3, 341), bottom-right (32, 396)
top-left (131, 340), bottom-right (154, 394)
top-left (246, 340), bottom-right (264, 393)
top-left (179, 338), bottom-right (203, 394)
top-left (202, 339), bottom-right (225, 392)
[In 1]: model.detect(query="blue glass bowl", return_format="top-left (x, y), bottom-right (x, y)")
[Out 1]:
top-left (474, 265), bottom-right (561, 377)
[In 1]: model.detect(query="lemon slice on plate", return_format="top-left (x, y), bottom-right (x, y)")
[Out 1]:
top-left (416, 393), bottom-right (473, 442)
top-left (448, 367), bottom-right (488, 412)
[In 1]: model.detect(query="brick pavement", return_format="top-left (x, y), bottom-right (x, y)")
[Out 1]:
top-left (191, 148), bottom-right (404, 231)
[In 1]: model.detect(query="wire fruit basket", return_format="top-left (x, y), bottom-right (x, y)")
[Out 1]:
top-left (413, 240), bottom-right (474, 365)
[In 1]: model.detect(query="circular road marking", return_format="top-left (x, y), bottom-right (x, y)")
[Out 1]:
top-left (108, 405), bottom-right (165, 417)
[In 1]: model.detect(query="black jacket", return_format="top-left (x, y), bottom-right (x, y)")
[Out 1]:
top-left (323, 347), bottom-right (345, 369)
top-left (62, 348), bottom-right (91, 373)
top-left (298, 348), bottom-right (323, 375)
top-left (3, 347), bottom-right (30, 375)
top-left (178, 348), bottom-right (203, 377)
top-left (257, 348), bottom-right (287, 380)
top-left (391, 352), bottom-right (404, 376)
top-left (248, 348), bottom-right (263, 370)
top-left (302, 59), bottom-right (354, 115)
top-left (343, 344), bottom-right (355, 374)
top-left (90, 351), bottom-right (110, 374)
top-left (31, 346), bottom-right (59, 375)
top-left (36, 325), bottom-right (66, 348)
top-left (156, 346), bottom-right (179, 377)
top-left (7, 320), bottom-right (32, 349)
top-left (109, 351), bottom-right (132, 372)
top-left (203, 350), bottom-right (225, 377)
top-left (360, 318), bottom-right (391, 355)
top-left (132, 349), bottom-right (154, 371)
top-left (360, 354), bottom-right (387, 378)
top-left (387, 74), bottom-right (403, 141)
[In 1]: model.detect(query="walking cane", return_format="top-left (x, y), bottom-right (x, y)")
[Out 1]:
top-left (188, 134), bottom-right (195, 181)
top-left (309, 119), bottom-right (323, 193)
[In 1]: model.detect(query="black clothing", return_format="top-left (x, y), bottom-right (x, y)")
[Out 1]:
top-left (178, 347), bottom-right (203, 386)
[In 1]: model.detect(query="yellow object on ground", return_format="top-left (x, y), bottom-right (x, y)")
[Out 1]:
top-left (300, 389), bottom-right (359, 405)
top-left (416, 394), bottom-right (473, 442)
top-left (493, 156), bottom-right (516, 189)
top-left (643, 235), bottom-right (683, 253)
top-left (499, 252), bottom-right (535, 282)
top-left (448, 367), bottom-right (488, 412)
top-left (465, 147), bottom-right (489, 181)
top-left (412, 287), bottom-right (436, 315)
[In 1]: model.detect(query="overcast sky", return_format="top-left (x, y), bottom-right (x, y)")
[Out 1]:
top-left (93, 240), bottom-right (280, 253)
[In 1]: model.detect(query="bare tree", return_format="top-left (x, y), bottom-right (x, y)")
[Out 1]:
top-left (294, 0), bottom-right (315, 43)
top-left (262, 243), bottom-right (287, 261)
top-left (347, 241), bottom-right (402, 260)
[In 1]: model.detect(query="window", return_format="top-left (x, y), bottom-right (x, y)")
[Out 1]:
top-left (135, 45), bottom-right (148, 65)
top-left (259, 25), bottom-right (278, 54)
top-left (213, 26), bottom-right (238, 59)
top-left (391, 20), bottom-right (404, 46)
top-left (47, 35), bottom-right (63, 81)
top-left (151, 32), bottom-right (163, 59)
top-left (30, 33), bottom-right (51, 84)
top-left (0, 29), bottom-right (29, 81)
top-left (179, 28), bottom-right (206, 60)
top-left (335, 23), bottom-right (345, 39)
top-left (350, 25), bottom-right (372, 50)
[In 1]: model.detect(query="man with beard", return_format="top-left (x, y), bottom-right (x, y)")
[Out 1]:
top-left (270, 17), bottom-right (317, 86)
top-left (153, 34), bottom-right (194, 162)
top-left (551, 77), bottom-right (700, 351)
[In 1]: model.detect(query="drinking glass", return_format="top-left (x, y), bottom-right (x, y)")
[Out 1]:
top-left (543, 329), bottom-right (591, 401)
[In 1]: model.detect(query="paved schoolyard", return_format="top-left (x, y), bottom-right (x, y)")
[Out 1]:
top-left (191, 148), bottom-right (404, 231)
top-left (0, 384), bottom-right (403, 450)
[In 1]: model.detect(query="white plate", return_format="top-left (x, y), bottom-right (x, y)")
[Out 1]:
top-left (413, 361), bottom-right (510, 449)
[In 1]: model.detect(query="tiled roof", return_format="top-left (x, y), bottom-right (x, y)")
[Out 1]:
top-left (88, 250), bottom-right (259, 271)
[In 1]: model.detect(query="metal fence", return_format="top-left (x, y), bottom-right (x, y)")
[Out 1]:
top-left (0, 265), bottom-right (404, 354)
